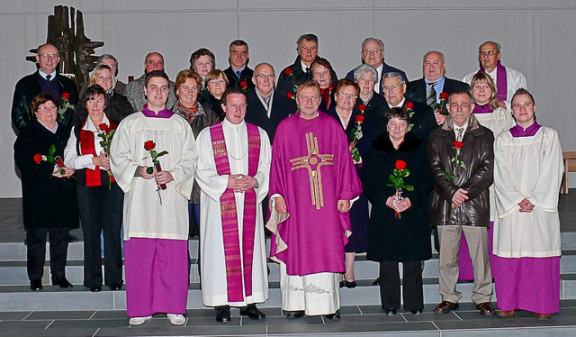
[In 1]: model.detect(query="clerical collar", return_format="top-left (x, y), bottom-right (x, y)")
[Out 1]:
top-left (39, 70), bottom-right (56, 81)
top-left (510, 122), bottom-right (541, 137)
top-left (141, 105), bottom-right (173, 118)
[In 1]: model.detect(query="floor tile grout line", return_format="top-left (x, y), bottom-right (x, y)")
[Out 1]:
top-left (44, 319), bottom-right (55, 329)
top-left (22, 311), bottom-right (33, 320)
top-left (92, 327), bottom-right (100, 337)
top-left (88, 311), bottom-right (97, 319)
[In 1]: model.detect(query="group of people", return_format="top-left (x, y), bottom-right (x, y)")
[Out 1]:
top-left (11, 33), bottom-right (562, 326)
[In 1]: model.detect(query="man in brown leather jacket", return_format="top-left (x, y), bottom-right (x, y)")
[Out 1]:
top-left (427, 90), bottom-right (495, 316)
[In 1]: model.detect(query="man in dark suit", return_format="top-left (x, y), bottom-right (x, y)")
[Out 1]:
top-left (12, 43), bottom-right (79, 132)
top-left (345, 38), bottom-right (408, 94)
top-left (276, 33), bottom-right (337, 97)
top-left (223, 40), bottom-right (254, 90)
top-left (368, 72), bottom-right (437, 144)
top-left (405, 51), bottom-right (469, 125)
top-left (245, 63), bottom-right (296, 144)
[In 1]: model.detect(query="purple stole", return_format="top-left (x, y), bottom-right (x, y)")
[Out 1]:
top-left (473, 104), bottom-right (493, 114)
top-left (209, 122), bottom-right (260, 302)
top-left (510, 122), bottom-right (541, 137)
top-left (479, 63), bottom-right (507, 101)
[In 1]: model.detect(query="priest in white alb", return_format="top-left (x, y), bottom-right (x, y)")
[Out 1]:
top-left (493, 88), bottom-right (563, 319)
top-left (195, 88), bottom-right (271, 323)
top-left (110, 71), bottom-right (197, 326)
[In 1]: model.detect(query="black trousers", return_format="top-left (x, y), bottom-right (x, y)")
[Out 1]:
top-left (26, 227), bottom-right (70, 280)
top-left (76, 176), bottom-right (124, 288)
top-left (379, 260), bottom-right (424, 311)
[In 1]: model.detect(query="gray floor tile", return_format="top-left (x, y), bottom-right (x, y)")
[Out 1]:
top-left (49, 318), bottom-right (129, 329)
top-left (90, 310), bottom-right (128, 319)
top-left (26, 310), bottom-right (95, 320)
top-left (0, 319), bottom-right (51, 329)
top-left (0, 311), bottom-right (31, 320)
top-left (403, 312), bottom-right (462, 322)
top-left (0, 328), bottom-right (100, 337)
top-left (185, 316), bottom-right (241, 327)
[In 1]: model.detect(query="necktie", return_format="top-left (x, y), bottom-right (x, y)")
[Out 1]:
top-left (236, 70), bottom-right (241, 79)
top-left (456, 127), bottom-right (464, 142)
top-left (426, 82), bottom-right (437, 107)
top-left (46, 74), bottom-right (52, 81)
top-left (305, 67), bottom-right (311, 79)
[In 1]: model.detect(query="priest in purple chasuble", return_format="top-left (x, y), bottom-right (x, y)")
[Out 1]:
top-left (492, 89), bottom-right (562, 319)
top-left (195, 88), bottom-right (271, 323)
top-left (267, 80), bottom-right (363, 318)
top-left (110, 71), bottom-right (197, 326)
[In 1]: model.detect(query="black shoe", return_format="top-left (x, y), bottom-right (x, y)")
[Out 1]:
top-left (89, 286), bottom-right (102, 292)
top-left (372, 277), bottom-right (380, 285)
top-left (30, 279), bottom-right (42, 291)
top-left (286, 310), bottom-right (305, 319)
top-left (384, 308), bottom-right (398, 315)
top-left (339, 280), bottom-right (344, 288)
top-left (51, 276), bottom-right (73, 288)
top-left (215, 306), bottom-right (231, 323)
top-left (344, 279), bottom-right (356, 288)
top-left (324, 310), bottom-right (340, 319)
top-left (410, 309), bottom-right (423, 315)
top-left (108, 283), bottom-right (123, 291)
top-left (239, 304), bottom-right (266, 320)
top-left (68, 235), bottom-right (79, 242)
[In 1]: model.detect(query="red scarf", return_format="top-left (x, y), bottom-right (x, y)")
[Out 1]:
top-left (80, 118), bottom-right (117, 186)
top-left (320, 87), bottom-right (333, 110)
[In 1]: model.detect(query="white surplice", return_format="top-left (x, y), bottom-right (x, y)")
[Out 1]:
top-left (493, 126), bottom-right (563, 258)
top-left (110, 112), bottom-right (197, 240)
top-left (195, 119), bottom-right (271, 307)
top-left (463, 66), bottom-right (527, 109)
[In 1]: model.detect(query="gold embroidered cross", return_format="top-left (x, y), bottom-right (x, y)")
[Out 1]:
top-left (290, 132), bottom-right (334, 209)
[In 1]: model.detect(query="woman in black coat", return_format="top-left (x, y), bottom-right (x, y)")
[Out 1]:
top-left (14, 94), bottom-right (78, 291)
top-left (360, 107), bottom-right (433, 315)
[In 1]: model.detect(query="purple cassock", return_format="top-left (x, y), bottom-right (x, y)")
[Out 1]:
top-left (269, 112), bottom-right (362, 276)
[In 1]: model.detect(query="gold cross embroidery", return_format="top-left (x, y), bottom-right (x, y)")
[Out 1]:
top-left (290, 132), bottom-right (334, 209)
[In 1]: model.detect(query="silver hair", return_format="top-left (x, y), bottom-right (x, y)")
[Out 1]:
top-left (361, 37), bottom-right (384, 51)
top-left (381, 71), bottom-right (405, 85)
top-left (353, 64), bottom-right (378, 83)
top-left (423, 50), bottom-right (445, 63)
top-left (479, 41), bottom-right (501, 54)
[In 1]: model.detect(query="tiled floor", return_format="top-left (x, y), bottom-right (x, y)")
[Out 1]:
top-left (0, 301), bottom-right (576, 337)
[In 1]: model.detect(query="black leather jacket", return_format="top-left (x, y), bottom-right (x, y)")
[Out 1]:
top-left (427, 114), bottom-right (494, 227)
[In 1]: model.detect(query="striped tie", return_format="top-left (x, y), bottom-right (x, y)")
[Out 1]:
top-left (426, 82), bottom-right (437, 107)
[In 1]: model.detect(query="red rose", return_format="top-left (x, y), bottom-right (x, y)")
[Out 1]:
top-left (144, 140), bottom-right (155, 151)
top-left (55, 157), bottom-right (64, 167)
top-left (355, 115), bottom-right (365, 123)
top-left (358, 104), bottom-right (366, 111)
top-left (286, 92), bottom-right (294, 99)
top-left (33, 153), bottom-right (42, 164)
top-left (440, 92), bottom-right (449, 100)
top-left (284, 68), bottom-right (292, 76)
top-left (453, 141), bottom-right (464, 149)
top-left (240, 81), bottom-right (248, 89)
top-left (62, 92), bottom-right (71, 100)
top-left (395, 160), bottom-right (407, 170)
top-left (405, 101), bottom-right (414, 110)
top-left (99, 123), bottom-right (108, 133)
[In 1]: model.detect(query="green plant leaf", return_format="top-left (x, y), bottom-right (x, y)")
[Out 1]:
top-left (48, 144), bottom-right (56, 156)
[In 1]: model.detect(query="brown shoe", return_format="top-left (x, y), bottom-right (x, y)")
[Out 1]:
top-left (535, 313), bottom-right (551, 320)
top-left (497, 309), bottom-right (515, 318)
top-left (433, 301), bottom-right (459, 313)
top-left (475, 302), bottom-right (495, 316)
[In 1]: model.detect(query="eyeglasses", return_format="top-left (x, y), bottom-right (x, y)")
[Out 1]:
top-left (337, 92), bottom-right (358, 100)
top-left (39, 53), bottom-right (59, 59)
top-left (209, 79), bottom-right (226, 85)
top-left (255, 74), bottom-right (275, 79)
top-left (363, 49), bottom-right (382, 55)
top-left (382, 84), bottom-right (402, 92)
top-left (480, 51), bottom-right (497, 57)
top-left (38, 106), bottom-right (57, 112)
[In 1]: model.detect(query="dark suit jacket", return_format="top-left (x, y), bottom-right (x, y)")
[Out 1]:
top-left (345, 62), bottom-right (408, 93)
top-left (405, 77), bottom-right (470, 105)
top-left (276, 56), bottom-right (338, 96)
top-left (224, 66), bottom-right (254, 90)
top-left (245, 89), bottom-right (297, 143)
top-left (366, 97), bottom-right (437, 145)
top-left (12, 71), bottom-right (79, 132)
top-left (355, 91), bottom-right (386, 120)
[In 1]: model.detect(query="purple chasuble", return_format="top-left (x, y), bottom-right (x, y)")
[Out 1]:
top-left (141, 105), bottom-right (174, 118)
top-left (209, 122), bottom-right (260, 302)
top-left (269, 112), bottom-right (362, 276)
top-left (510, 122), bottom-right (541, 137)
top-left (473, 104), bottom-right (493, 114)
top-left (479, 63), bottom-right (507, 102)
